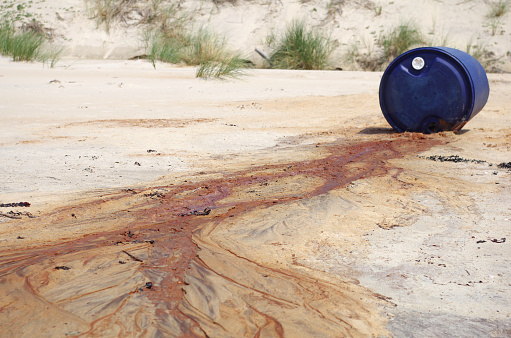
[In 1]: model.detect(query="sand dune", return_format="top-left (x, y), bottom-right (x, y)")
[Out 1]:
top-left (8, 0), bottom-right (511, 71)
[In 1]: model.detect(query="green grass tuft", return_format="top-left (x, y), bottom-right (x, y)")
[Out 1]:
top-left (87, 0), bottom-right (128, 32)
top-left (374, 4), bottom-right (382, 16)
top-left (149, 31), bottom-right (183, 66)
top-left (0, 22), bottom-right (61, 66)
top-left (485, 0), bottom-right (509, 36)
top-left (487, 0), bottom-right (510, 18)
top-left (195, 57), bottom-right (248, 79)
top-left (149, 27), bottom-right (249, 79)
top-left (181, 28), bottom-right (227, 66)
top-left (379, 21), bottom-right (424, 62)
top-left (87, 0), bottom-right (248, 78)
top-left (268, 20), bottom-right (333, 70)
top-left (466, 38), bottom-right (496, 71)
top-left (87, 0), bottom-right (190, 34)
top-left (343, 20), bottom-right (425, 71)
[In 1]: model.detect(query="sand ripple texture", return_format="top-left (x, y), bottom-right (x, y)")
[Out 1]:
top-left (0, 136), bottom-right (440, 337)
top-left (1, 65), bottom-right (511, 337)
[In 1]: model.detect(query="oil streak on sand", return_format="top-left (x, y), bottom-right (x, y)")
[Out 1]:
top-left (0, 136), bottom-right (441, 337)
top-left (1, 65), bottom-right (510, 337)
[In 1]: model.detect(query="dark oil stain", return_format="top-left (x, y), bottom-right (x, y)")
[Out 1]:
top-left (0, 135), bottom-right (443, 336)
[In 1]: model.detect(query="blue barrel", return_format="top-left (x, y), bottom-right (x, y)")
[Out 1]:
top-left (379, 47), bottom-right (490, 133)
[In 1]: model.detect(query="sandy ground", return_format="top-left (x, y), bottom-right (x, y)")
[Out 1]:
top-left (0, 59), bottom-right (510, 337)
top-left (6, 0), bottom-right (511, 71)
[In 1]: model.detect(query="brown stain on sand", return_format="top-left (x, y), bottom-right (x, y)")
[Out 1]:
top-left (65, 118), bottom-right (217, 129)
top-left (0, 135), bottom-right (443, 337)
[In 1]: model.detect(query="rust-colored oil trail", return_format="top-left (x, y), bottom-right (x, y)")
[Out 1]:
top-left (0, 136), bottom-right (441, 337)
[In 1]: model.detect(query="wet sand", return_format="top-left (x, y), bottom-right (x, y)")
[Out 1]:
top-left (1, 60), bottom-right (511, 336)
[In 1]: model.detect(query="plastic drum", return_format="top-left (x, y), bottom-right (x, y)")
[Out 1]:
top-left (379, 47), bottom-right (490, 133)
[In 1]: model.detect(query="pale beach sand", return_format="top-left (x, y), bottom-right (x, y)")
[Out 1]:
top-left (1, 0), bottom-right (511, 336)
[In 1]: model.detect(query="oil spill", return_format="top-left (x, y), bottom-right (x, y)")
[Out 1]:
top-left (0, 135), bottom-right (443, 337)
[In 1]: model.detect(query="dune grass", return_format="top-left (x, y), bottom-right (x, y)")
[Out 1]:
top-left (466, 38), bottom-right (496, 70)
top-left (87, 0), bottom-right (249, 78)
top-left (466, 39), bottom-right (486, 61)
top-left (379, 21), bottom-right (424, 62)
top-left (181, 28), bottom-right (230, 66)
top-left (87, 0), bottom-right (132, 32)
top-left (149, 27), bottom-right (249, 79)
top-left (374, 4), bottom-right (382, 16)
top-left (148, 31), bottom-right (184, 65)
top-left (0, 22), bottom-right (41, 61)
top-left (345, 19), bottom-right (495, 72)
top-left (343, 39), bottom-right (382, 71)
top-left (268, 20), bottom-right (333, 70)
top-left (87, 0), bottom-right (188, 33)
top-left (485, 0), bottom-right (509, 36)
top-left (344, 21), bottom-right (424, 71)
top-left (195, 56), bottom-right (248, 79)
top-left (487, 0), bottom-right (510, 18)
top-left (0, 22), bottom-right (61, 66)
